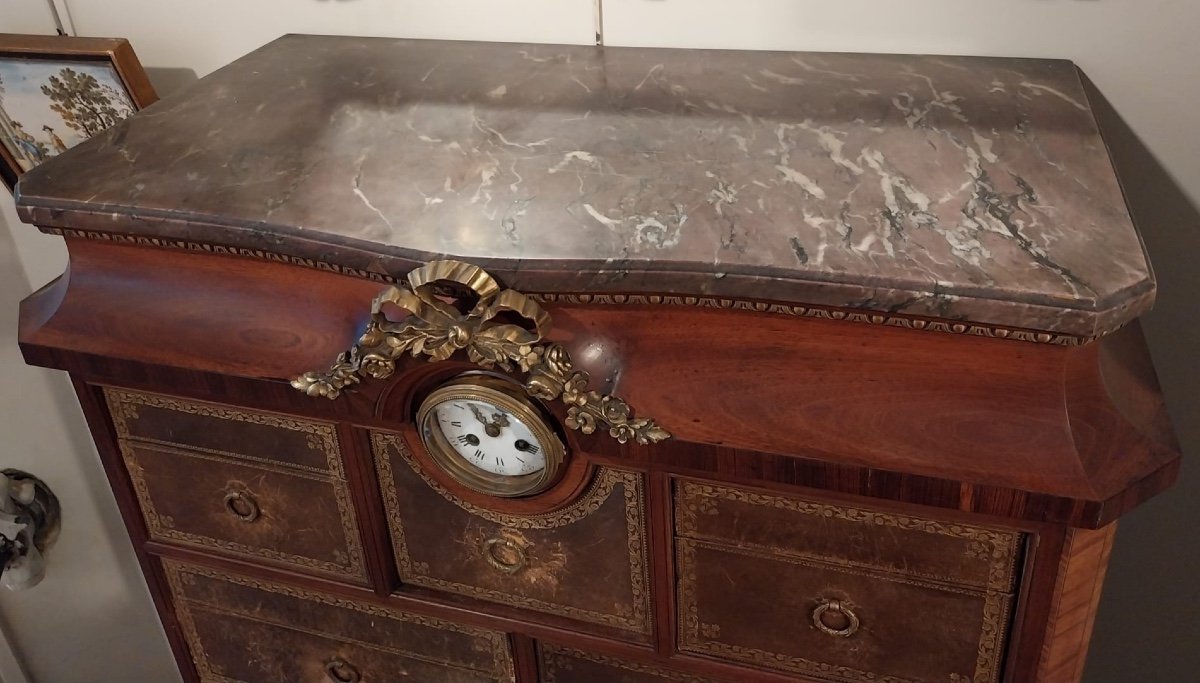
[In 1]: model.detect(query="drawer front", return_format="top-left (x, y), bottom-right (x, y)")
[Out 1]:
top-left (107, 388), bottom-right (366, 582)
top-left (539, 645), bottom-right (722, 683)
top-left (164, 559), bottom-right (515, 683)
top-left (373, 432), bottom-right (652, 635)
top-left (106, 387), bottom-right (332, 471)
top-left (678, 539), bottom-right (1013, 683)
top-left (676, 480), bottom-right (1022, 592)
top-left (673, 477), bottom-right (1023, 683)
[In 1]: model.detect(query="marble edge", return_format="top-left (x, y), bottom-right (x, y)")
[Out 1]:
top-left (15, 196), bottom-right (1155, 342)
top-left (1071, 60), bottom-right (1161, 305)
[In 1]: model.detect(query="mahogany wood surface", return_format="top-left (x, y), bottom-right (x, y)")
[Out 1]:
top-left (1035, 525), bottom-right (1118, 682)
top-left (20, 240), bottom-right (1179, 527)
top-left (13, 237), bottom-right (1181, 683)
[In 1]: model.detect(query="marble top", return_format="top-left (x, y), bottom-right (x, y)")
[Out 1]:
top-left (15, 35), bottom-right (1153, 339)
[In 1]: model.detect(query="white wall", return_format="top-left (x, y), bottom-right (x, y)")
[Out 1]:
top-left (1, 1), bottom-right (1197, 681)
top-left (0, 8), bottom-right (183, 683)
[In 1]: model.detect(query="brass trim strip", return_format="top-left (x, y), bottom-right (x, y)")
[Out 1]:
top-left (49, 228), bottom-right (1099, 346)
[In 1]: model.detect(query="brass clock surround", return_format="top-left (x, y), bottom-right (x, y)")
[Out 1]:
top-left (417, 374), bottom-right (568, 498)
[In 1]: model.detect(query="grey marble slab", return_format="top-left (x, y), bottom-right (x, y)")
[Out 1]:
top-left (15, 35), bottom-right (1153, 338)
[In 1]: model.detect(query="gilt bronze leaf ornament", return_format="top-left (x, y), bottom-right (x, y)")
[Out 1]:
top-left (292, 260), bottom-right (670, 445)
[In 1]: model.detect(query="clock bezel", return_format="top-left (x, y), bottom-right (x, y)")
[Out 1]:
top-left (416, 375), bottom-right (567, 498)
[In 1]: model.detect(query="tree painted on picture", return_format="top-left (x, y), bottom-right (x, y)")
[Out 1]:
top-left (0, 72), bottom-right (52, 166)
top-left (40, 67), bottom-right (133, 137)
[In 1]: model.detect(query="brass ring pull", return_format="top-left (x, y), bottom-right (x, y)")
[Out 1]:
top-left (223, 490), bottom-right (260, 523)
top-left (482, 536), bottom-right (527, 574)
top-left (812, 599), bottom-right (860, 637)
top-left (324, 658), bottom-right (361, 683)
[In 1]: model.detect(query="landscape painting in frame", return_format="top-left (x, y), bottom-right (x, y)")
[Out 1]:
top-left (0, 35), bottom-right (155, 191)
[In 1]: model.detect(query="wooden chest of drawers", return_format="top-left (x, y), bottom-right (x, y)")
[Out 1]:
top-left (13, 35), bottom-right (1180, 683)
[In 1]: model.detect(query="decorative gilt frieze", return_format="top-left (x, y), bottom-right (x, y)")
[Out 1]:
top-left (292, 259), bottom-right (670, 445)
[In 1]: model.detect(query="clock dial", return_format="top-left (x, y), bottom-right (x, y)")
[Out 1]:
top-left (416, 375), bottom-right (567, 498)
top-left (432, 400), bottom-right (547, 477)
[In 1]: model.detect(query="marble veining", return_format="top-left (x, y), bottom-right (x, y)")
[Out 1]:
top-left (15, 35), bottom-right (1154, 337)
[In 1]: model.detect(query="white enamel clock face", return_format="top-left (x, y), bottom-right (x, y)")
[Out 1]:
top-left (417, 376), bottom-right (567, 498)
top-left (431, 399), bottom-right (547, 477)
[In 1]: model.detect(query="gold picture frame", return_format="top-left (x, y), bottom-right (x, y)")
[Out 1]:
top-left (0, 33), bottom-right (157, 191)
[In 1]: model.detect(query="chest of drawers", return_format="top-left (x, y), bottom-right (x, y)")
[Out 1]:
top-left (13, 35), bottom-right (1179, 682)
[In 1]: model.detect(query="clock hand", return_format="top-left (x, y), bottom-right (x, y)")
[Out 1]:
top-left (469, 403), bottom-right (505, 438)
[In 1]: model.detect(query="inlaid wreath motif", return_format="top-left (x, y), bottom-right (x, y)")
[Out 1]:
top-left (292, 260), bottom-right (670, 445)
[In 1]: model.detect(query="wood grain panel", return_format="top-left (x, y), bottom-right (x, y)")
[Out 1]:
top-left (1036, 524), bottom-right (1118, 682)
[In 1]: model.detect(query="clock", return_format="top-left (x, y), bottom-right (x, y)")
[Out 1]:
top-left (416, 375), bottom-right (567, 497)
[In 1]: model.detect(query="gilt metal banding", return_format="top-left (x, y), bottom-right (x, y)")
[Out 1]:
top-left (292, 260), bottom-right (670, 445)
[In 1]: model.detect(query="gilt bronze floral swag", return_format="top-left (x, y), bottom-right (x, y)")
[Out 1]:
top-left (292, 260), bottom-right (670, 445)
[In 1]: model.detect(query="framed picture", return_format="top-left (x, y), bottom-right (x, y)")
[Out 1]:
top-left (0, 34), bottom-right (157, 191)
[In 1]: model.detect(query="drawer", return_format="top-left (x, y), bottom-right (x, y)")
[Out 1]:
top-left (164, 559), bottom-right (515, 683)
top-left (106, 388), bottom-right (366, 583)
top-left (674, 481), bottom-right (1023, 683)
top-left (675, 479), bottom-right (1022, 592)
top-left (539, 645), bottom-right (722, 683)
top-left (106, 387), bottom-right (334, 471)
top-left (373, 431), bottom-right (652, 636)
top-left (678, 539), bottom-right (1013, 683)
